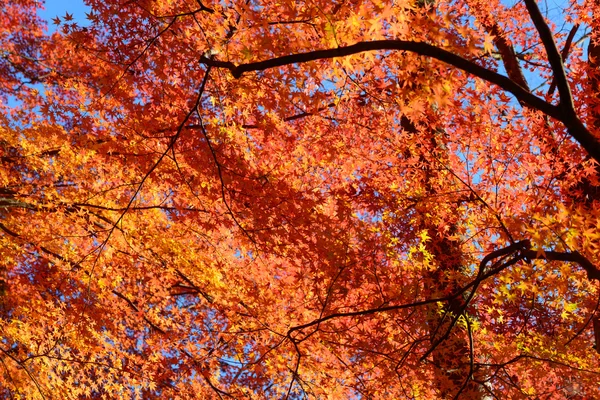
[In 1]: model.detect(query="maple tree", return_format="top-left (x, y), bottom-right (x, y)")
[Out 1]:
top-left (2, 0), bottom-right (600, 398)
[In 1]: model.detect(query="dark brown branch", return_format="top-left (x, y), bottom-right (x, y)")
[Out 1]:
top-left (200, 40), bottom-right (600, 163)
top-left (287, 296), bottom-right (450, 336)
top-left (172, 269), bottom-right (214, 303)
top-left (479, 353), bottom-right (600, 375)
top-left (420, 242), bottom-right (530, 362)
top-left (548, 24), bottom-right (579, 97)
top-left (286, 241), bottom-right (530, 338)
top-left (487, 23), bottom-right (530, 91)
top-left (594, 316), bottom-right (600, 353)
top-left (0, 222), bottom-right (20, 238)
top-left (266, 19), bottom-right (314, 26)
top-left (523, 0), bottom-right (573, 110)
top-left (521, 249), bottom-right (600, 280)
top-left (195, 0), bottom-right (214, 13)
top-left (561, 115), bottom-right (600, 163)
top-left (200, 41), bottom-right (555, 117)
top-left (287, 241), bottom-right (600, 354)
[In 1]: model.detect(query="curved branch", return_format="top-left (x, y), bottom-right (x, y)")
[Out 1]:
top-left (286, 241), bottom-right (600, 342)
top-left (520, 1), bottom-right (600, 163)
top-left (200, 39), bottom-right (600, 163)
top-left (521, 249), bottom-right (600, 281)
top-left (287, 242), bottom-right (530, 338)
top-left (287, 296), bottom-right (449, 336)
top-left (200, 41), bottom-right (557, 118)
top-left (523, 0), bottom-right (573, 110)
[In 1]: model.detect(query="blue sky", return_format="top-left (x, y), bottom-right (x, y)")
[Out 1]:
top-left (38, 0), bottom-right (90, 30)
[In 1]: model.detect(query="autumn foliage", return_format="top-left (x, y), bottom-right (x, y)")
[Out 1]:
top-left (2, 0), bottom-right (600, 398)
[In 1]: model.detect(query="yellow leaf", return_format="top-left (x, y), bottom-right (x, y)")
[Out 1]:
top-left (483, 34), bottom-right (495, 54)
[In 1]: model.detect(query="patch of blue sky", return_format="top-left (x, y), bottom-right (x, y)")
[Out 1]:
top-left (38, 0), bottom-right (91, 32)
top-left (3, 1), bottom-right (91, 114)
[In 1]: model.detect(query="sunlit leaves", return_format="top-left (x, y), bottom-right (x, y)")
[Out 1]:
top-left (1, 0), bottom-right (600, 398)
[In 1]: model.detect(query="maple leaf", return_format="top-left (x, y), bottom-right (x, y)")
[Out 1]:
top-left (85, 11), bottom-right (97, 22)
top-left (2, 0), bottom-right (600, 398)
top-left (483, 33), bottom-right (495, 54)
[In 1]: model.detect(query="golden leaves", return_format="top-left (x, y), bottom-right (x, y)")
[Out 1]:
top-left (2, 0), bottom-right (600, 398)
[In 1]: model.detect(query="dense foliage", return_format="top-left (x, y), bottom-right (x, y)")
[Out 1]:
top-left (1, 0), bottom-right (600, 398)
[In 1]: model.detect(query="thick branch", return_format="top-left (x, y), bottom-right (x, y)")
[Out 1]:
top-left (548, 24), bottom-right (579, 97)
top-left (195, 0), bottom-right (214, 13)
top-left (201, 41), bottom-right (556, 117)
top-left (480, 243), bottom-right (600, 282)
top-left (521, 249), bottom-right (600, 281)
top-left (588, 24), bottom-right (600, 125)
top-left (523, 0), bottom-right (573, 111)
top-left (200, 40), bottom-right (600, 163)
top-left (523, 4), bottom-right (600, 164)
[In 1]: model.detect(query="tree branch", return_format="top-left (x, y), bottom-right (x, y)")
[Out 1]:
top-left (486, 23), bottom-right (530, 92)
top-left (548, 24), bottom-right (579, 97)
top-left (287, 295), bottom-right (450, 337)
top-left (523, 0), bottom-right (573, 110)
top-left (112, 290), bottom-right (166, 335)
top-left (200, 40), bottom-right (600, 163)
top-left (287, 241), bottom-right (600, 347)
top-left (521, 249), bottom-right (600, 281)
top-left (200, 41), bottom-right (556, 117)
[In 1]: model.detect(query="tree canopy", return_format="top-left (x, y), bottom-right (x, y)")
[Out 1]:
top-left (1, 0), bottom-right (600, 398)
